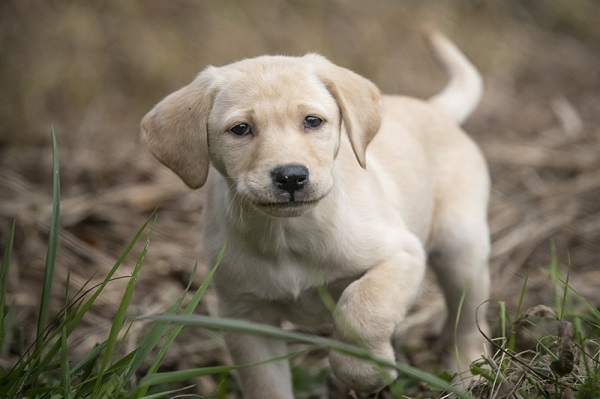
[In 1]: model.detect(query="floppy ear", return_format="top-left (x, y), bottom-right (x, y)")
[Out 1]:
top-left (141, 67), bottom-right (218, 189)
top-left (309, 54), bottom-right (382, 168)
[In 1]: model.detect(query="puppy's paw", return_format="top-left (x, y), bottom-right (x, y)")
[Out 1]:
top-left (329, 345), bottom-right (397, 393)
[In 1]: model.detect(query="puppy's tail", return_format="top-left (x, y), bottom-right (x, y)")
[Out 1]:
top-left (425, 28), bottom-right (483, 125)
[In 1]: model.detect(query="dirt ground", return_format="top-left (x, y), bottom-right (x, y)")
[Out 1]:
top-left (1, 1), bottom-right (599, 397)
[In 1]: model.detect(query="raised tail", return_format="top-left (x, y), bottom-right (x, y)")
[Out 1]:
top-left (425, 28), bottom-right (483, 125)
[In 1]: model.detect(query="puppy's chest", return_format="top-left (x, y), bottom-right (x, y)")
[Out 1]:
top-left (231, 224), bottom-right (366, 300)
top-left (256, 241), bottom-right (340, 299)
top-left (233, 250), bottom-right (360, 309)
top-left (263, 253), bottom-right (324, 299)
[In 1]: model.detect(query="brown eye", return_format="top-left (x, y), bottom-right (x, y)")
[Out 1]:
top-left (304, 116), bottom-right (323, 129)
top-left (230, 123), bottom-right (252, 136)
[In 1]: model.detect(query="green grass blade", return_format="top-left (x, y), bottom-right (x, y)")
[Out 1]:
top-left (37, 127), bottom-right (61, 348)
top-left (125, 263), bottom-right (198, 392)
top-left (452, 288), bottom-right (467, 369)
top-left (92, 217), bottom-right (155, 395)
top-left (123, 301), bottom-right (182, 382)
top-left (124, 263), bottom-right (199, 383)
top-left (59, 269), bottom-right (71, 399)
top-left (0, 220), bottom-right (16, 355)
top-left (130, 243), bottom-right (226, 399)
top-left (72, 345), bottom-right (136, 398)
top-left (558, 253), bottom-right (572, 320)
top-left (509, 270), bottom-right (529, 351)
top-left (498, 300), bottom-right (507, 343)
top-left (59, 327), bottom-right (70, 399)
top-left (139, 385), bottom-right (196, 399)
top-left (145, 313), bottom-right (469, 398)
top-left (2, 129), bottom-right (62, 397)
top-left (63, 213), bottom-right (154, 338)
top-left (11, 304), bottom-right (80, 396)
top-left (567, 284), bottom-right (600, 322)
top-left (71, 340), bottom-right (108, 376)
top-left (2, 214), bottom-right (155, 398)
top-left (138, 351), bottom-right (300, 389)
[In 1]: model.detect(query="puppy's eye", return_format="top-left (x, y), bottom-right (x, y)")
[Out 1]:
top-left (230, 123), bottom-right (252, 136)
top-left (304, 116), bottom-right (323, 129)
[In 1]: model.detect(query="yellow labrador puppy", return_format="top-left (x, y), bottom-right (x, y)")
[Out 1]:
top-left (142, 30), bottom-right (490, 397)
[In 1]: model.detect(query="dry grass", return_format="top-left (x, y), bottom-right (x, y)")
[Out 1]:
top-left (1, 1), bottom-right (599, 397)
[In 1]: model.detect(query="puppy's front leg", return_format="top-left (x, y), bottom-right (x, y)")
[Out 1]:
top-left (224, 332), bottom-right (293, 399)
top-left (219, 301), bottom-right (294, 399)
top-left (329, 237), bottom-right (426, 393)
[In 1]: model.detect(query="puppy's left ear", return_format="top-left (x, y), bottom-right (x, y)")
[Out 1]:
top-left (141, 67), bottom-right (219, 189)
top-left (309, 54), bottom-right (382, 168)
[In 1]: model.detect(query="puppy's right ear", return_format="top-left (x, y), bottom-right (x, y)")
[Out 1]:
top-left (141, 67), bottom-right (218, 189)
top-left (307, 54), bottom-right (381, 169)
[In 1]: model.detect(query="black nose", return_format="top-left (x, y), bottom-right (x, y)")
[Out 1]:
top-left (271, 164), bottom-right (309, 198)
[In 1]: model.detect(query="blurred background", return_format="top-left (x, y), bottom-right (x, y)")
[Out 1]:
top-left (1, 0), bottom-right (599, 397)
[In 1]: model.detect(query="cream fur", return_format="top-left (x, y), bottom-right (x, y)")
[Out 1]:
top-left (142, 30), bottom-right (490, 397)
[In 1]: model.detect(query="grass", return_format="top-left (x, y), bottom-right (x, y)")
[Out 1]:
top-left (467, 257), bottom-right (600, 399)
top-left (0, 132), bottom-right (599, 398)
top-left (0, 131), bottom-right (235, 398)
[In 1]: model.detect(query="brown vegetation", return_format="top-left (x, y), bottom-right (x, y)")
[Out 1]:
top-left (1, 1), bottom-right (598, 397)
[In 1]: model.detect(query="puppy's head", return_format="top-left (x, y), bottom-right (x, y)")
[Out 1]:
top-left (142, 54), bottom-right (381, 217)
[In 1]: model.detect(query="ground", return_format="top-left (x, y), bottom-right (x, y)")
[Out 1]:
top-left (1, 1), bottom-right (599, 397)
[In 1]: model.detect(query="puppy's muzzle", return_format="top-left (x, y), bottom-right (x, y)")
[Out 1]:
top-left (271, 164), bottom-right (309, 202)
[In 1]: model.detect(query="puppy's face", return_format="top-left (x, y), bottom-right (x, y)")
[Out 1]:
top-left (207, 58), bottom-right (341, 217)
top-left (142, 54), bottom-right (381, 218)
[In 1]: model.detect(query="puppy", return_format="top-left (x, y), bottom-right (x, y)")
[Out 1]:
top-left (142, 30), bottom-right (490, 398)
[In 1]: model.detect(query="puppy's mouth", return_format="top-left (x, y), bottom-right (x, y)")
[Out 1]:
top-left (256, 199), bottom-right (320, 217)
